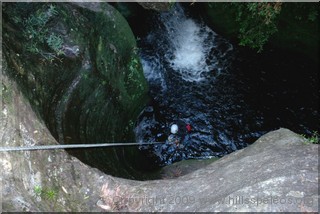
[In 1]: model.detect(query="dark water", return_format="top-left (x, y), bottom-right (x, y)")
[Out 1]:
top-left (133, 4), bottom-right (319, 166)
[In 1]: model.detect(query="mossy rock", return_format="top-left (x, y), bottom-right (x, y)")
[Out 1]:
top-left (2, 2), bottom-right (149, 178)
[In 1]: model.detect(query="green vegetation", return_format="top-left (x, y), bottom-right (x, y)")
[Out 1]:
top-left (33, 185), bottom-right (66, 210)
top-left (205, 2), bottom-right (318, 57)
top-left (33, 185), bottom-right (42, 197)
top-left (33, 185), bottom-right (58, 201)
top-left (5, 3), bottom-right (64, 62)
top-left (271, 3), bottom-right (319, 62)
top-left (207, 2), bottom-right (282, 52)
top-left (1, 81), bottom-right (13, 105)
top-left (44, 188), bottom-right (57, 201)
top-left (302, 131), bottom-right (319, 145)
top-left (233, 2), bottom-right (282, 52)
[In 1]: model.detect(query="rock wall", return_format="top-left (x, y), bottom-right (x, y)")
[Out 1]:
top-left (1, 72), bottom-right (107, 211)
top-left (1, 73), bottom-right (318, 211)
top-left (2, 2), bottom-right (150, 178)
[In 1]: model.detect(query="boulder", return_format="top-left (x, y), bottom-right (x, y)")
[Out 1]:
top-left (97, 128), bottom-right (319, 212)
top-left (2, 2), bottom-right (150, 178)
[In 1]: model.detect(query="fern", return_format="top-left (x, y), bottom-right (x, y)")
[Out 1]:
top-left (22, 4), bottom-right (64, 61)
top-left (47, 33), bottom-right (63, 53)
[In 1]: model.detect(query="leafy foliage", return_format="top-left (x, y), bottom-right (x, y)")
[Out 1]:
top-left (46, 33), bottom-right (64, 55)
top-left (33, 185), bottom-right (58, 201)
top-left (302, 131), bottom-right (319, 144)
top-left (233, 2), bottom-right (282, 52)
top-left (44, 188), bottom-right (57, 201)
top-left (308, 9), bottom-right (318, 21)
top-left (206, 2), bottom-right (318, 54)
top-left (5, 3), bottom-right (64, 62)
top-left (33, 185), bottom-right (42, 196)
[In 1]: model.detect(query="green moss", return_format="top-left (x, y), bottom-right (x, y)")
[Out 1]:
top-left (302, 131), bottom-right (319, 144)
top-left (3, 2), bottom-right (150, 178)
top-left (89, 4), bottom-right (148, 121)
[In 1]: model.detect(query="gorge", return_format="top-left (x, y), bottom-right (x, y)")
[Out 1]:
top-left (1, 2), bottom-right (318, 212)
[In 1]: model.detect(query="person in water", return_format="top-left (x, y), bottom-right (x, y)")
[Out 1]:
top-left (180, 123), bottom-right (192, 145)
top-left (167, 124), bottom-right (181, 146)
top-left (186, 123), bottom-right (192, 133)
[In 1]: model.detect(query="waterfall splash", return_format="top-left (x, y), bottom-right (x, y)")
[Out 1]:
top-left (141, 4), bottom-right (233, 84)
top-left (135, 4), bottom-right (254, 166)
top-left (162, 6), bottom-right (232, 82)
top-left (135, 2), bottom-right (318, 167)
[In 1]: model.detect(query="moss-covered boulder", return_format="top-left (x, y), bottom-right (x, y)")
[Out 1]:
top-left (2, 2), bottom-right (150, 178)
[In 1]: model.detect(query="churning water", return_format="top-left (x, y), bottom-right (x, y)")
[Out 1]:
top-left (135, 4), bottom-right (254, 166)
top-left (142, 5), bottom-right (232, 83)
top-left (161, 6), bottom-right (232, 82)
top-left (134, 4), bottom-right (318, 167)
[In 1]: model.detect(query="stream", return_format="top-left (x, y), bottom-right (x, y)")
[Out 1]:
top-left (133, 4), bottom-right (319, 166)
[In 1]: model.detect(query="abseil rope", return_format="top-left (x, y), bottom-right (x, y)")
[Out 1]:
top-left (0, 142), bottom-right (163, 152)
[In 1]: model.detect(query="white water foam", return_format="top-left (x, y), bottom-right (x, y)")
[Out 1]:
top-left (160, 4), bottom-right (231, 82)
top-left (141, 57), bottom-right (167, 90)
top-left (172, 20), bottom-right (205, 68)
